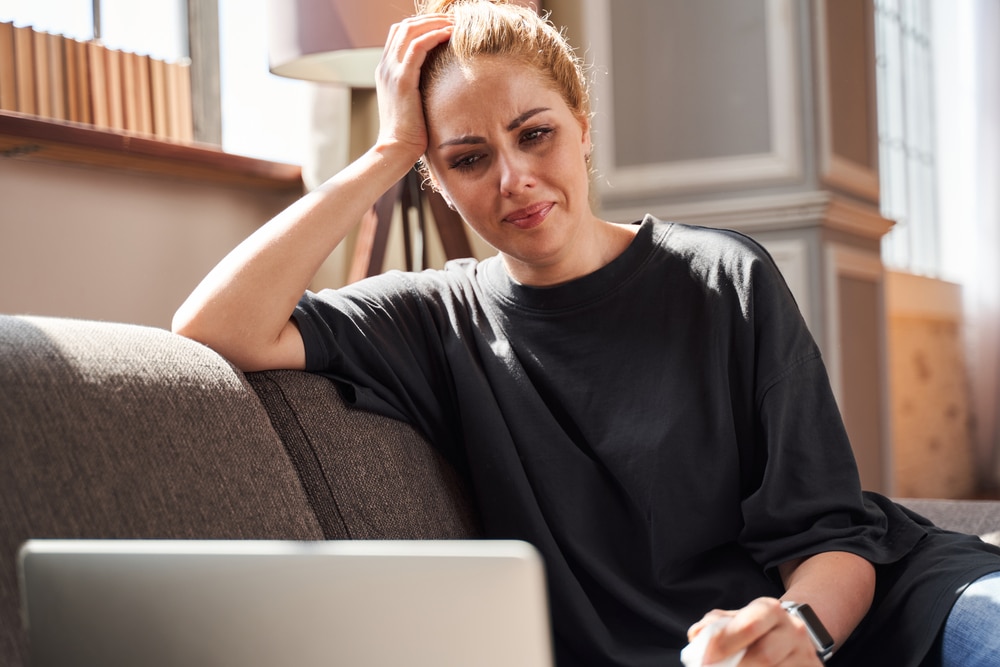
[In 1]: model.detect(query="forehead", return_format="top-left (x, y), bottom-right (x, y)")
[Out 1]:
top-left (424, 57), bottom-right (567, 133)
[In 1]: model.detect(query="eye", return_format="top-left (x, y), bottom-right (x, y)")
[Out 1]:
top-left (449, 153), bottom-right (485, 171)
top-left (521, 126), bottom-right (554, 144)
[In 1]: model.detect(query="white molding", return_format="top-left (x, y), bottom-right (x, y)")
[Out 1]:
top-left (813, 0), bottom-right (881, 203)
top-left (602, 190), bottom-right (894, 239)
top-left (824, 194), bottom-right (895, 239)
top-left (587, 0), bottom-right (803, 200)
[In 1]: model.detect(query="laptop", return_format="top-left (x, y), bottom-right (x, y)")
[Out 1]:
top-left (18, 539), bottom-right (554, 667)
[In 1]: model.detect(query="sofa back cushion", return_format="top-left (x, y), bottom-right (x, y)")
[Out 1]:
top-left (248, 370), bottom-right (481, 540)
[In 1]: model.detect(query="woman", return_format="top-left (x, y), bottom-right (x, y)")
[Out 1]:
top-left (174, 1), bottom-right (1000, 665)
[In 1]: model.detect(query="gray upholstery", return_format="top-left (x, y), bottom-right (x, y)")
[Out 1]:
top-left (246, 369), bottom-right (480, 540)
top-left (0, 314), bottom-right (997, 666)
top-left (896, 498), bottom-right (1000, 547)
top-left (0, 315), bottom-right (476, 666)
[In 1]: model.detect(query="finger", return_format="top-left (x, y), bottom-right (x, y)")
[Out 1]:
top-left (383, 15), bottom-right (453, 63)
top-left (702, 598), bottom-right (785, 664)
top-left (687, 609), bottom-right (734, 641)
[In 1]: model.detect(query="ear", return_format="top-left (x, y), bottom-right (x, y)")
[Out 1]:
top-left (577, 114), bottom-right (592, 158)
top-left (421, 162), bottom-right (457, 210)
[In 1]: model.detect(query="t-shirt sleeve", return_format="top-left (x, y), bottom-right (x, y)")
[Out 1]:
top-left (291, 272), bottom-right (464, 458)
top-left (732, 239), bottom-right (925, 575)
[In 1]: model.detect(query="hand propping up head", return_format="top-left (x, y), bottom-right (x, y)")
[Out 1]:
top-left (375, 14), bottom-right (453, 162)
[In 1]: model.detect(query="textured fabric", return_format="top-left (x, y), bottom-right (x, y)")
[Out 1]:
top-left (247, 369), bottom-right (481, 540)
top-left (292, 217), bottom-right (1000, 666)
top-left (897, 498), bottom-right (1000, 546)
top-left (0, 315), bottom-right (322, 667)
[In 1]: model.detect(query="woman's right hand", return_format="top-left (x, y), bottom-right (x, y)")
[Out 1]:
top-left (374, 14), bottom-right (454, 160)
top-left (173, 14), bottom-right (454, 373)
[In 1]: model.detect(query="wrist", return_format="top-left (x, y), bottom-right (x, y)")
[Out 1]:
top-left (372, 136), bottom-right (426, 172)
top-left (782, 601), bottom-right (836, 663)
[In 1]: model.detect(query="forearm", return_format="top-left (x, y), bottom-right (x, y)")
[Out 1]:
top-left (172, 142), bottom-right (414, 370)
top-left (778, 551), bottom-right (875, 648)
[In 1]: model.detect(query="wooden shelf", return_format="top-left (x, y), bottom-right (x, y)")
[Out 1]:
top-left (0, 111), bottom-right (303, 192)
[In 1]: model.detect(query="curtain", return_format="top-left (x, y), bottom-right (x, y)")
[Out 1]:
top-left (967, 0), bottom-right (1000, 489)
top-left (941, 0), bottom-right (1000, 490)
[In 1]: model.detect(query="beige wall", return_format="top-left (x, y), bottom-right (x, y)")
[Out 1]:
top-left (0, 159), bottom-right (302, 330)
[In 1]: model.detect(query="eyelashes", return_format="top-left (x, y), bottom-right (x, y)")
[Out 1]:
top-left (447, 126), bottom-right (555, 172)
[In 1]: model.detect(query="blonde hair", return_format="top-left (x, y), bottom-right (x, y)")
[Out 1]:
top-left (416, 0), bottom-right (590, 122)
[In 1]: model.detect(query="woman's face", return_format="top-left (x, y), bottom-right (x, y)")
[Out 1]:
top-left (422, 56), bottom-right (596, 283)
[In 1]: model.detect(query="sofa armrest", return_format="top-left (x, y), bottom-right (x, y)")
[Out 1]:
top-left (0, 315), bottom-right (324, 666)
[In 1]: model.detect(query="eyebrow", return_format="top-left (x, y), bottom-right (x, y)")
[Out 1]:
top-left (436, 107), bottom-right (551, 149)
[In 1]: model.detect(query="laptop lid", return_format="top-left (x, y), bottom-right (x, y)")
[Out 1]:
top-left (18, 539), bottom-right (554, 667)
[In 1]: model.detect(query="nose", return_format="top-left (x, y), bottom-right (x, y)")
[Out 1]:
top-left (497, 150), bottom-right (536, 197)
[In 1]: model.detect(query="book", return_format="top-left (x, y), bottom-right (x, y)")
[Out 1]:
top-left (149, 56), bottom-right (169, 139)
top-left (132, 53), bottom-right (154, 135)
top-left (12, 24), bottom-right (35, 115)
top-left (71, 37), bottom-right (92, 124)
top-left (0, 22), bottom-right (16, 112)
top-left (104, 45), bottom-right (124, 130)
top-left (63, 35), bottom-right (81, 121)
top-left (120, 49), bottom-right (138, 132)
top-left (46, 32), bottom-right (67, 121)
top-left (32, 28), bottom-right (51, 118)
top-left (86, 40), bottom-right (109, 128)
top-left (169, 58), bottom-right (194, 142)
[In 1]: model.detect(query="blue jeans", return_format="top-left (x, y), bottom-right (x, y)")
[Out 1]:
top-left (938, 570), bottom-right (1000, 667)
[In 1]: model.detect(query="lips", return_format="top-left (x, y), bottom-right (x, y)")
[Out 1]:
top-left (502, 202), bottom-right (554, 229)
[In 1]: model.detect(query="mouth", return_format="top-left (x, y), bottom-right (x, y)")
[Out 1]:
top-left (502, 202), bottom-right (554, 229)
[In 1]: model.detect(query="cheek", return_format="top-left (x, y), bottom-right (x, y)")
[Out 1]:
top-left (429, 169), bottom-right (486, 214)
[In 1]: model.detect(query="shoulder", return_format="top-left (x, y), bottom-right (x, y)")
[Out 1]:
top-left (335, 258), bottom-right (482, 300)
top-left (647, 216), bottom-right (771, 262)
top-left (316, 258), bottom-right (494, 327)
top-left (643, 216), bottom-right (781, 288)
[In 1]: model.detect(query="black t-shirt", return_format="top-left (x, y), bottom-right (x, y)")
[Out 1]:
top-left (294, 216), bottom-right (1000, 666)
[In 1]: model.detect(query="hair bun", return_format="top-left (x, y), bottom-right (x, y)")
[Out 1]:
top-left (418, 0), bottom-right (462, 13)
top-left (418, 0), bottom-right (529, 15)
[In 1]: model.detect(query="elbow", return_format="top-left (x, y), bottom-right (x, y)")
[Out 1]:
top-left (170, 302), bottom-right (231, 358)
top-left (171, 302), bottom-right (206, 342)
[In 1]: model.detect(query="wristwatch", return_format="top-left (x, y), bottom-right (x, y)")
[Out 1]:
top-left (782, 601), bottom-right (836, 663)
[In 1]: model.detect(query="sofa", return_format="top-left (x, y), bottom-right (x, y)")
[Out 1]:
top-left (1, 313), bottom-right (998, 665)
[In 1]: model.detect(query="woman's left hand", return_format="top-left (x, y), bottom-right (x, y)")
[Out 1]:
top-left (688, 597), bottom-right (822, 666)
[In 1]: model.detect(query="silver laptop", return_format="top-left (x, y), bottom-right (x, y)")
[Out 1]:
top-left (18, 539), bottom-right (554, 667)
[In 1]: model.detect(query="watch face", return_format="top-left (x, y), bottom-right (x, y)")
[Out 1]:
top-left (791, 603), bottom-right (836, 654)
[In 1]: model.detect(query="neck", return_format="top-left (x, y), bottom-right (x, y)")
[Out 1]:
top-left (501, 219), bottom-right (639, 287)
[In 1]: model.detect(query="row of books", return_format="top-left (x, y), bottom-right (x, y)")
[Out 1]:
top-left (0, 22), bottom-right (194, 142)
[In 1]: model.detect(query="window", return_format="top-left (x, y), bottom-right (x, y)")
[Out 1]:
top-left (1, 0), bottom-right (93, 41)
top-left (99, 0), bottom-right (186, 62)
top-left (217, 0), bottom-right (310, 164)
top-left (2, 0), bottom-right (311, 165)
top-left (874, 0), bottom-right (939, 276)
top-left (2, 0), bottom-right (185, 58)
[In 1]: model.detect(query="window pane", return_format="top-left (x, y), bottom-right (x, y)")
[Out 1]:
top-left (0, 0), bottom-right (93, 40)
top-left (99, 0), bottom-right (185, 61)
top-left (218, 0), bottom-right (310, 163)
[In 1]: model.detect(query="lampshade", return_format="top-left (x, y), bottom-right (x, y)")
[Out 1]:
top-left (267, 0), bottom-right (540, 88)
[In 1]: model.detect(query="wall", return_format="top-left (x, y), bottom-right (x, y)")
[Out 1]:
top-left (0, 158), bottom-right (301, 330)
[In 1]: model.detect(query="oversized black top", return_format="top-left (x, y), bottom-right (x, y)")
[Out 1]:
top-left (293, 217), bottom-right (1000, 666)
